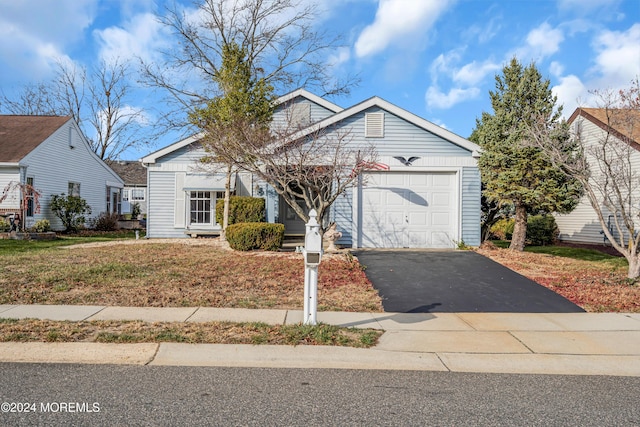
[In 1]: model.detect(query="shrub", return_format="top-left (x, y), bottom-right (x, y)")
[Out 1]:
top-left (0, 218), bottom-right (10, 232)
top-left (526, 214), bottom-right (559, 246)
top-left (490, 218), bottom-right (514, 240)
top-left (226, 222), bottom-right (285, 251)
top-left (30, 219), bottom-right (51, 233)
top-left (216, 196), bottom-right (265, 225)
top-left (90, 212), bottom-right (120, 231)
top-left (49, 194), bottom-right (92, 233)
top-left (131, 202), bottom-right (141, 219)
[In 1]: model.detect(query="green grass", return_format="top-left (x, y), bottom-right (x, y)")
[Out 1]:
top-left (0, 231), bottom-right (142, 255)
top-left (525, 245), bottom-right (620, 262)
top-left (490, 240), bottom-right (627, 266)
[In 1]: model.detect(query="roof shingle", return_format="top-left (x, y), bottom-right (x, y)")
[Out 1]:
top-left (0, 115), bottom-right (71, 162)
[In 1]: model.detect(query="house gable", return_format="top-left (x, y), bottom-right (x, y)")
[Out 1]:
top-left (556, 107), bottom-right (640, 244)
top-left (0, 115), bottom-right (70, 163)
top-left (0, 116), bottom-right (123, 230)
top-left (287, 97), bottom-right (481, 158)
top-left (569, 108), bottom-right (640, 152)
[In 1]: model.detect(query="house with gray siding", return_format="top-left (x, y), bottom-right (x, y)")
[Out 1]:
top-left (0, 115), bottom-right (124, 230)
top-left (141, 90), bottom-right (482, 248)
top-left (106, 160), bottom-right (148, 217)
top-left (555, 108), bottom-right (640, 245)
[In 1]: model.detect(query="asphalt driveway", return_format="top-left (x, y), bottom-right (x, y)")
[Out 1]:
top-left (353, 250), bottom-right (585, 313)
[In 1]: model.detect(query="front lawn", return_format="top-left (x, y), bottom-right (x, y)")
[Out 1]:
top-left (0, 230), bottom-right (143, 255)
top-left (0, 240), bottom-right (382, 312)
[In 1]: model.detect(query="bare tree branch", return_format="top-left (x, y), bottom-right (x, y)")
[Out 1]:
top-left (0, 59), bottom-right (147, 160)
top-left (527, 78), bottom-right (640, 278)
top-left (140, 0), bottom-right (358, 136)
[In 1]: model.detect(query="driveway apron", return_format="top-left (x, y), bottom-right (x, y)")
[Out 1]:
top-left (353, 251), bottom-right (585, 313)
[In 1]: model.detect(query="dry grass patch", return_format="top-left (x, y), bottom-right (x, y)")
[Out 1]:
top-left (0, 241), bottom-right (382, 312)
top-left (0, 318), bottom-right (381, 348)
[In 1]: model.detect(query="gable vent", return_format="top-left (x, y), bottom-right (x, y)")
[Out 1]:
top-left (365, 112), bottom-right (384, 138)
top-left (291, 103), bottom-right (311, 128)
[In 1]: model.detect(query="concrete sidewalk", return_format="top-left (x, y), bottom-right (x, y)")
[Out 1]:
top-left (0, 305), bottom-right (639, 376)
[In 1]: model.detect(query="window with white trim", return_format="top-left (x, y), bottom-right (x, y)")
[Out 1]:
top-left (131, 188), bottom-right (145, 201)
top-left (122, 189), bottom-right (129, 201)
top-left (190, 191), bottom-right (212, 225)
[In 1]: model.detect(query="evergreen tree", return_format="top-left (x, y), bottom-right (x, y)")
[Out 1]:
top-left (189, 42), bottom-right (274, 237)
top-left (470, 58), bottom-right (582, 251)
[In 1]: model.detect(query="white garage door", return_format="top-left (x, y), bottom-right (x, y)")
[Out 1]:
top-left (360, 172), bottom-right (458, 248)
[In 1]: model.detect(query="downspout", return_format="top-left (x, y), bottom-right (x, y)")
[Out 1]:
top-left (140, 160), bottom-right (150, 238)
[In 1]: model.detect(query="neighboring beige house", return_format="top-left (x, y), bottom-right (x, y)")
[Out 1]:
top-left (0, 115), bottom-right (123, 230)
top-left (555, 107), bottom-right (640, 245)
top-left (105, 160), bottom-right (147, 217)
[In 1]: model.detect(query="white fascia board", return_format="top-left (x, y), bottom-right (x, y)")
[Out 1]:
top-left (0, 162), bottom-right (21, 167)
top-left (286, 96), bottom-right (482, 157)
top-left (140, 132), bottom-right (205, 164)
top-left (275, 89), bottom-right (343, 113)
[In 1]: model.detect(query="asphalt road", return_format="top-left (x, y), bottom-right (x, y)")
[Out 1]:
top-left (354, 250), bottom-right (585, 313)
top-left (0, 364), bottom-right (638, 426)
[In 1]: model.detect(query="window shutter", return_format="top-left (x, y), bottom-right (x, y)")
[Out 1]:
top-left (174, 173), bottom-right (186, 228)
top-left (365, 113), bottom-right (384, 138)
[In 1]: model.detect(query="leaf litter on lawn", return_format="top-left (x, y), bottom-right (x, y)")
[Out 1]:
top-left (477, 247), bottom-right (639, 312)
top-left (0, 241), bottom-right (382, 312)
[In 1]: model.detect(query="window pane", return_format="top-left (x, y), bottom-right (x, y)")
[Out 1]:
top-left (189, 191), bottom-right (212, 225)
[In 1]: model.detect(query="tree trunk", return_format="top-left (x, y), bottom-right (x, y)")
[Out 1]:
top-left (628, 255), bottom-right (640, 280)
top-left (221, 165), bottom-right (232, 241)
top-left (509, 204), bottom-right (527, 252)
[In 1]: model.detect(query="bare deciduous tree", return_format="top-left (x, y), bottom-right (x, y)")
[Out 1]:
top-left (0, 59), bottom-right (146, 160)
top-left (141, 0), bottom-right (357, 136)
top-left (227, 108), bottom-right (378, 232)
top-left (528, 78), bottom-right (640, 278)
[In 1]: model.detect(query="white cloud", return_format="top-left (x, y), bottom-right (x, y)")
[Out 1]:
top-left (327, 47), bottom-right (351, 67)
top-left (552, 74), bottom-right (587, 116)
top-left (552, 23), bottom-right (639, 115)
top-left (425, 86), bottom-right (480, 109)
top-left (354, 0), bottom-right (456, 58)
top-left (526, 22), bottom-right (564, 57)
top-left (429, 50), bottom-right (462, 83)
top-left (95, 13), bottom-right (170, 64)
top-left (549, 61), bottom-right (565, 77)
top-left (453, 60), bottom-right (500, 86)
top-left (465, 16), bottom-right (502, 44)
top-left (591, 23), bottom-right (640, 86)
top-left (0, 0), bottom-right (97, 81)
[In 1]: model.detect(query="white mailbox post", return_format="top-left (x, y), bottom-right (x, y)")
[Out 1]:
top-left (303, 209), bottom-right (322, 325)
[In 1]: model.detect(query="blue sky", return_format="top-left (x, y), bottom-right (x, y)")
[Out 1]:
top-left (0, 0), bottom-right (638, 160)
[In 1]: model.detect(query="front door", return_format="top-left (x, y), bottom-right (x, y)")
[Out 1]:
top-left (281, 196), bottom-right (307, 235)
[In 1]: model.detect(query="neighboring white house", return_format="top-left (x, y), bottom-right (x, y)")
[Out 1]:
top-left (140, 89), bottom-right (482, 248)
top-left (0, 115), bottom-right (124, 231)
top-left (555, 108), bottom-right (640, 245)
top-left (106, 160), bottom-right (148, 217)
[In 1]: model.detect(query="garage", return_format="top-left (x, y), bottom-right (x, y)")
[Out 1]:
top-left (359, 171), bottom-right (458, 248)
